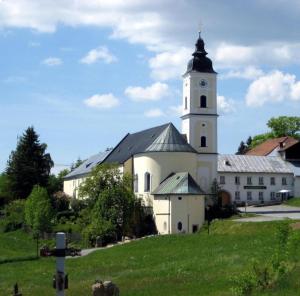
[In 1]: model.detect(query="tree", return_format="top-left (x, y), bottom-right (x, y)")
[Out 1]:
top-left (6, 127), bottom-right (54, 199)
top-left (70, 158), bottom-right (84, 171)
top-left (236, 141), bottom-right (247, 155)
top-left (0, 173), bottom-right (12, 207)
top-left (267, 116), bottom-right (300, 138)
top-left (236, 116), bottom-right (300, 152)
top-left (25, 185), bottom-right (53, 234)
top-left (79, 163), bottom-right (137, 244)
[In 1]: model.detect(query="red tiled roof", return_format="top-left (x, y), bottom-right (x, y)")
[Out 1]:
top-left (246, 136), bottom-right (299, 156)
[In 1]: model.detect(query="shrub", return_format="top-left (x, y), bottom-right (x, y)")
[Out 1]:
top-left (25, 185), bottom-right (53, 234)
top-left (51, 191), bottom-right (71, 212)
top-left (1, 200), bottom-right (25, 232)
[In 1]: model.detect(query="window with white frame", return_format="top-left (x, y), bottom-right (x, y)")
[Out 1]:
top-left (270, 192), bottom-right (276, 200)
top-left (259, 192), bottom-right (264, 201)
top-left (247, 177), bottom-right (252, 185)
top-left (235, 176), bottom-right (240, 185)
top-left (270, 177), bottom-right (275, 185)
top-left (220, 176), bottom-right (225, 184)
top-left (259, 177), bottom-right (264, 185)
top-left (247, 191), bottom-right (252, 200)
top-left (235, 191), bottom-right (240, 200)
top-left (282, 177), bottom-right (287, 186)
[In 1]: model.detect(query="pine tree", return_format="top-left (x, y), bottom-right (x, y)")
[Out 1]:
top-left (6, 127), bottom-right (54, 199)
top-left (236, 141), bottom-right (247, 155)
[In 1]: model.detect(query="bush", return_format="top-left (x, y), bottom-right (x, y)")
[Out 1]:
top-left (51, 191), bottom-right (71, 212)
top-left (25, 185), bottom-right (53, 234)
top-left (1, 200), bottom-right (25, 232)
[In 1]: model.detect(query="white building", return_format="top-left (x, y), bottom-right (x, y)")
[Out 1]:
top-left (64, 32), bottom-right (300, 234)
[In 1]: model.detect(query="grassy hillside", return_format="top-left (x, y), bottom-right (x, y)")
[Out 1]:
top-left (0, 230), bottom-right (38, 261)
top-left (1, 221), bottom-right (300, 295)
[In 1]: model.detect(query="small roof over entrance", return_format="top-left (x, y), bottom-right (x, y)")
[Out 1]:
top-left (152, 172), bottom-right (205, 195)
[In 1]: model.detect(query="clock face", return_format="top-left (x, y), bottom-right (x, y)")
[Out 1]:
top-left (199, 79), bottom-right (208, 88)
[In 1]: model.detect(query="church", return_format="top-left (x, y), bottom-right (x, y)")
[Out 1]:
top-left (64, 32), bottom-right (300, 235)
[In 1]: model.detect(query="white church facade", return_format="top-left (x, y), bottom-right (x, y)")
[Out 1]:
top-left (64, 32), bottom-right (300, 234)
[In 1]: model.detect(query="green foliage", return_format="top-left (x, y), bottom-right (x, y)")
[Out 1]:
top-left (78, 163), bottom-right (142, 245)
top-left (6, 127), bottom-right (54, 199)
top-left (51, 191), bottom-right (70, 212)
top-left (237, 116), bottom-right (300, 152)
top-left (25, 186), bottom-right (53, 234)
top-left (231, 222), bottom-right (299, 295)
top-left (70, 158), bottom-right (84, 171)
top-left (267, 116), bottom-right (300, 138)
top-left (250, 132), bottom-right (274, 149)
top-left (1, 200), bottom-right (26, 232)
top-left (0, 173), bottom-right (12, 207)
top-left (47, 169), bottom-right (70, 195)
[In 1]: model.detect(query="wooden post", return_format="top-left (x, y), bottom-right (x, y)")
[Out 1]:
top-left (56, 232), bottom-right (66, 296)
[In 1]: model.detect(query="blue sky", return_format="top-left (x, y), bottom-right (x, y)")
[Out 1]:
top-left (0, 0), bottom-right (300, 173)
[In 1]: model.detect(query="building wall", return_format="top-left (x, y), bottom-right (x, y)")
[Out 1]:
top-left (133, 152), bottom-right (198, 206)
top-left (217, 172), bottom-right (294, 204)
top-left (294, 176), bottom-right (300, 197)
top-left (63, 177), bottom-right (86, 199)
top-left (170, 195), bottom-right (205, 234)
top-left (153, 194), bottom-right (205, 235)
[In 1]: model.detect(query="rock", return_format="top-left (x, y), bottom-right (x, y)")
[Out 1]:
top-left (92, 280), bottom-right (119, 296)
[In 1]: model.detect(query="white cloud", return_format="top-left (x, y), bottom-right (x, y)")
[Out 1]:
top-left (80, 46), bottom-right (117, 64)
top-left (42, 57), bottom-right (62, 66)
top-left (245, 71), bottom-right (300, 107)
top-left (2, 1), bottom-right (300, 79)
top-left (144, 108), bottom-right (165, 118)
top-left (84, 93), bottom-right (120, 109)
top-left (149, 47), bottom-right (191, 80)
top-left (125, 82), bottom-right (169, 102)
top-left (213, 42), bottom-right (300, 69)
top-left (217, 95), bottom-right (236, 114)
top-left (221, 66), bottom-right (264, 80)
top-left (168, 105), bottom-right (182, 117)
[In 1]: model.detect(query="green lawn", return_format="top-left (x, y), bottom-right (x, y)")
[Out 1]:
top-left (284, 197), bottom-right (300, 207)
top-left (1, 221), bottom-right (300, 295)
top-left (0, 230), bottom-right (38, 261)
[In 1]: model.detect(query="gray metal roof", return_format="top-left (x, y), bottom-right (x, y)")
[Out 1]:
top-left (64, 150), bottom-right (111, 180)
top-left (104, 123), bottom-right (196, 164)
top-left (218, 155), bottom-right (293, 174)
top-left (152, 172), bottom-right (205, 195)
top-left (287, 161), bottom-right (300, 177)
top-left (145, 123), bottom-right (196, 153)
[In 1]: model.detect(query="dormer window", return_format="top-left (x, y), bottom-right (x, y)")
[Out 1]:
top-left (200, 95), bottom-right (207, 108)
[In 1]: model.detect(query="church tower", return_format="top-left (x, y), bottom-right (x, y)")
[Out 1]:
top-left (181, 32), bottom-right (218, 192)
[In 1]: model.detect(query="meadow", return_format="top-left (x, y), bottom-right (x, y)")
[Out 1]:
top-left (1, 220), bottom-right (300, 295)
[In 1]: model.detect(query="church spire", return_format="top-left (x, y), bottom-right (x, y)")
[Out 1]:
top-left (185, 31), bottom-right (216, 74)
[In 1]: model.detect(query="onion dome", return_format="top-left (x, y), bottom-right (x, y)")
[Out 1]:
top-left (185, 32), bottom-right (216, 74)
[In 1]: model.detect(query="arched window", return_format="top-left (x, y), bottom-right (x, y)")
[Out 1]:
top-left (200, 95), bottom-right (207, 108)
top-left (134, 174), bottom-right (138, 193)
top-left (144, 172), bottom-right (151, 192)
top-left (177, 222), bottom-right (183, 231)
top-left (201, 136), bottom-right (207, 147)
top-left (184, 97), bottom-right (187, 109)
